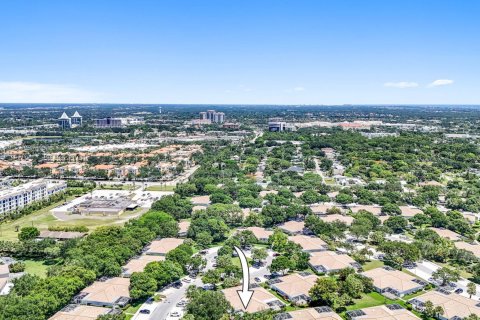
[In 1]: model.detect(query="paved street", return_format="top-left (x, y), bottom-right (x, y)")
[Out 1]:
top-left (410, 260), bottom-right (480, 300)
top-left (133, 247), bottom-right (219, 320)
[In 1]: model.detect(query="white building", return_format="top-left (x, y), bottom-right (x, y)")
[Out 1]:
top-left (0, 179), bottom-right (67, 217)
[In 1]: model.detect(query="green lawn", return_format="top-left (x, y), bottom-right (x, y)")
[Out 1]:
top-left (0, 198), bottom-right (145, 241)
top-left (21, 259), bottom-right (61, 278)
top-left (124, 300), bottom-right (144, 320)
top-left (362, 260), bottom-right (384, 271)
top-left (145, 185), bottom-right (175, 191)
top-left (345, 292), bottom-right (397, 311)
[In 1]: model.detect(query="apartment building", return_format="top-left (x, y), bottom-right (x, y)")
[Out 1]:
top-left (0, 179), bottom-right (67, 217)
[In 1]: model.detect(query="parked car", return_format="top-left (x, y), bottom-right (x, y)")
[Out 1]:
top-left (170, 311), bottom-right (180, 317)
top-left (254, 277), bottom-right (261, 283)
top-left (454, 288), bottom-right (463, 294)
top-left (139, 309), bottom-right (151, 314)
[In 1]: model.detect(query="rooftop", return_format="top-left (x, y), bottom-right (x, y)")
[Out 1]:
top-left (222, 285), bottom-right (283, 313)
top-left (122, 254), bottom-right (164, 275)
top-left (275, 307), bottom-right (342, 320)
top-left (80, 277), bottom-right (130, 305)
top-left (288, 235), bottom-right (327, 252)
top-left (319, 214), bottom-right (354, 225)
top-left (244, 227), bottom-right (273, 240)
top-left (146, 238), bottom-right (184, 255)
top-left (347, 304), bottom-right (420, 320)
top-left (49, 305), bottom-right (110, 320)
top-left (270, 273), bottom-right (318, 299)
top-left (278, 220), bottom-right (305, 234)
top-left (362, 267), bottom-right (425, 293)
top-left (430, 227), bottom-right (462, 241)
top-left (411, 290), bottom-right (480, 319)
top-left (309, 251), bottom-right (358, 272)
top-left (454, 241), bottom-right (480, 257)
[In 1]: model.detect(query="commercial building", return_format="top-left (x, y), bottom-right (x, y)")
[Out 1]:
top-left (362, 267), bottom-right (426, 297)
top-left (409, 290), bottom-right (480, 320)
top-left (58, 111), bottom-right (82, 129)
top-left (346, 304), bottom-right (420, 320)
top-left (94, 117), bottom-right (123, 128)
top-left (274, 307), bottom-right (342, 320)
top-left (199, 110), bottom-right (225, 123)
top-left (268, 118), bottom-right (296, 132)
top-left (308, 251), bottom-right (360, 273)
top-left (74, 277), bottom-right (130, 308)
top-left (73, 197), bottom-right (134, 216)
top-left (0, 179), bottom-right (67, 218)
top-left (269, 272), bottom-right (318, 305)
top-left (222, 284), bottom-right (284, 313)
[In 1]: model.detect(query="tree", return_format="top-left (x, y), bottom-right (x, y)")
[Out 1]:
top-left (423, 300), bottom-right (444, 319)
top-left (309, 277), bottom-right (339, 307)
top-left (130, 272), bottom-right (157, 300)
top-left (185, 288), bottom-right (232, 320)
top-left (384, 216), bottom-right (408, 233)
top-left (467, 282), bottom-right (477, 298)
top-left (269, 255), bottom-right (294, 275)
top-left (382, 203), bottom-right (401, 215)
top-left (252, 247), bottom-right (268, 263)
top-left (18, 227), bottom-right (40, 241)
top-left (432, 267), bottom-right (460, 286)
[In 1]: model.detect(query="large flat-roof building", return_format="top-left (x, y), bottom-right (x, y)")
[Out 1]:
top-left (362, 267), bottom-right (426, 297)
top-left (0, 179), bottom-right (67, 218)
top-left (94, 117), bottom-right (123, 128)
top-left (73, 197), bottom-right (134, 216)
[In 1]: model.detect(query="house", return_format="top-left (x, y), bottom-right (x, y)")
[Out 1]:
top-left (269, 272), bottom-right (318, 304)
top-left (409, 290), bottom-right (480, 320)
top-left (310, 204), bottom-right (341, 215)
top-left (288, 235), bottom-right (327, 253)
top-left (93, 164), bottom-right (115, 176)
top-left (278, 220), bottom-right (306, 235)
top-left (319, 214), bottom-right (354, 226)
top-left (190, 195), bottom-right (211, 207)
top-left (455, 241), bottom-right (480, 257)
top-left (399, 206), bottom-right (422, 219)
top-left (222, 284), bottom-right (284, 313)
top-left (362, 267), bottom-right (426, 297)
top-left (346, 304), bottom-right (420, 320)
top-left (122, 254), bottom-right (164, 277)
top-left (349, 205), bottom-right (382, 216)
top-left (49, 305), bottom-right (115, 320)
top-left (275, 306), bottom-right (342, 320)
top-left (430, 228), bottom-right (462, 241)
top-left (178, 220), bottom-right (191, 237)
top-left (145, 238), bottom-right (184, 256)
top-left (308, 251), bottom-right (360, 273)
top-left (259, 190), bottom-right (278, 198)
top-left (243, 227), bottom-right (273, 242)
top-left (75, 277), bottom-right (130, 307)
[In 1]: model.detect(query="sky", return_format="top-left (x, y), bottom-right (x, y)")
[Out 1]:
top-left (0, 0), bottom-right (479, 105)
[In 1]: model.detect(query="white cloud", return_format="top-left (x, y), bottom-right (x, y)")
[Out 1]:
top-left (428, 79), bottom-right (454, 87)
top-left (384, 81), bottom-right (419, 89)
top-left (0, 81), bottom-right (103, 103)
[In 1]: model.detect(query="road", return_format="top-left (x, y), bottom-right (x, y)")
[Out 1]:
top-left (133, 247), bottom-right (219, 320)
top-left (410, 260), bottom-right (480, 300)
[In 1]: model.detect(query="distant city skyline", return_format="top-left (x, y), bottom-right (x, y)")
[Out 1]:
top-left (0, 0), bottom-right (479, 104)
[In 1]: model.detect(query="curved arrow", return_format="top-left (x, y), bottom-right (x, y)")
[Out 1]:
top-left (234, 246), bottom-right (254, 309)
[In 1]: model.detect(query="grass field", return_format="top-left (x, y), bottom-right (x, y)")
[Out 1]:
top-left (362, 260), bottom-right (384, 271)
top-left (145, 185), bottom-right (175, 191)
top-left (0, 197), bottom-right (145, 241)
top-left (21, 259), bottom-right (62, 278)
top-left (345, 292), bottom-right (397, 311)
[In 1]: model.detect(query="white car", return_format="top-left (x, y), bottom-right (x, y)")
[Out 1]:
top-left (170, 311), bottom-right (181, 317)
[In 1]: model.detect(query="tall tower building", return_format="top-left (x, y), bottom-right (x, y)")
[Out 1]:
top-left (58, 112), bottom-right (71, 129)
top-left (71, 111), bottom-right (83, 126)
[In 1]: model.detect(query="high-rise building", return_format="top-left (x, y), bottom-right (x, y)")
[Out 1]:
top-left (71, 111), bottom-right (83, 126)
top-left (94, 117), bottom-right (123, 128)
top-left (199, 109), bottom-right (225, 124)
top-left (199, 112), bottom-right (207, 120)
top-left (58, 112), bottom-right (71, 129)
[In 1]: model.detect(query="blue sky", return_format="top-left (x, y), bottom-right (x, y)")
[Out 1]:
top-left (0, 0), bottom-right (479, 104)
